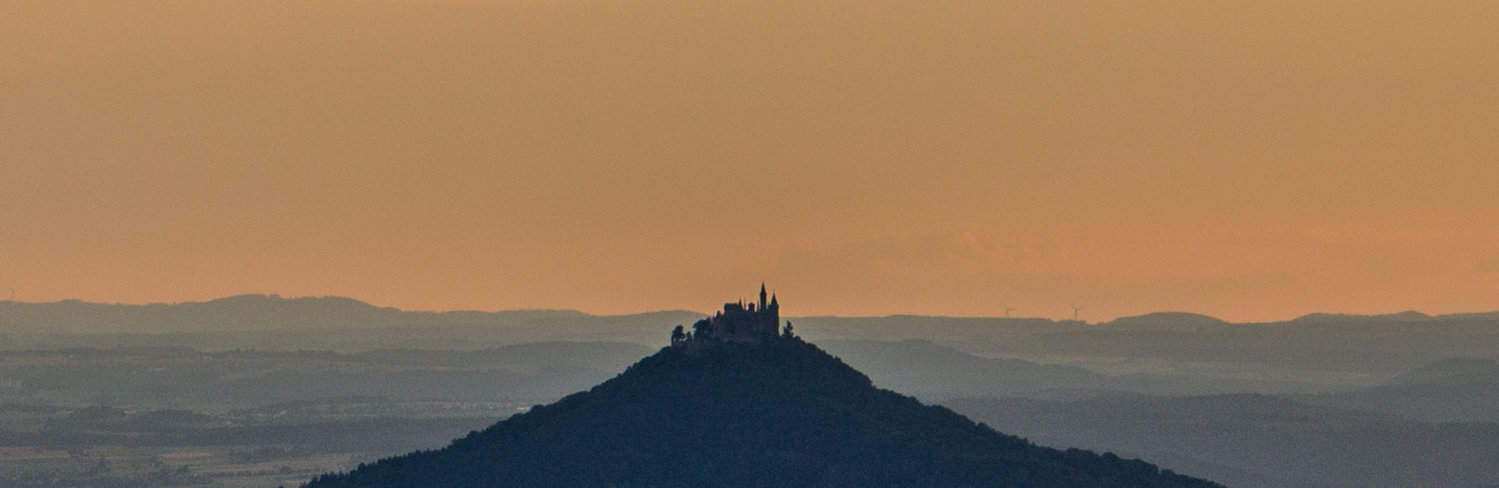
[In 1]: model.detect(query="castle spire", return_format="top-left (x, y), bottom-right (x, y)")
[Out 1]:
top-left (760, 282), bottom-right (768, 311)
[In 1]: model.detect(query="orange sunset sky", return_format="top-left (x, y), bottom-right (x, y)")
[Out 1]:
top-left (3, 0), bottom-right (1497, 322)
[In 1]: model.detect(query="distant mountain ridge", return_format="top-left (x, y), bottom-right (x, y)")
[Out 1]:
top-left (819, 339), bottom-right (1113, 399)
top-left (1102, 312), bottom-right (1228, 331)
top-left (1290, 310), bottom-right (1433, 323)
top-left (7, 294), bottom-right (1499, 333)
top-left (305, 338), bottom-right (1221, 488)
top-left (0, 342), bottom-right (653, 412)
top-left (0, 294), bottom-right (701, 337)
top-left (1385, 357), bottom-right (1499, 386)
top-left (1297, 357), bottom-right (1499, 423)
top-left (7, 296), bottom-right (1499, 379)
top-left (947, 393), bottom-right (1499, 488)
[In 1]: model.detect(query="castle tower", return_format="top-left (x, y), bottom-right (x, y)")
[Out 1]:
top-left (759, 283), bottom-right (768, 313)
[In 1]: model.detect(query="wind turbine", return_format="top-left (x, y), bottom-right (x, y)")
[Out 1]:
top-left (1070, 305), bottom-right (1082, 322)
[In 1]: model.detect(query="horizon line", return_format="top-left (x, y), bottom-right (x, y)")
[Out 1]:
top-left (3, 293), bottom-right (1493, 325)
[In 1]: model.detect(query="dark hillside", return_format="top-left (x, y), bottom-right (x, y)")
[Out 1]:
top-left (306, 338), bottom-right (1219, 488)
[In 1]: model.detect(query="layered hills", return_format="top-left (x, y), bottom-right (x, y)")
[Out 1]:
top-left (948, 392), bottom-right (1499, 488)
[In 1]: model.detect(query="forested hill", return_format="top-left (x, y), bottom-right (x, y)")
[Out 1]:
top-left (304, 338), bottom-right (1221, 488)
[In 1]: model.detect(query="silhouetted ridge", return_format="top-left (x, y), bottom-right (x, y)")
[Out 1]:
top-left (1104, 312), bottom-right (1227, 330)
top-left (1290, 310), bottom-right (1433, 323)
top-left (305, 336), bottom-right (1219, 487)
top-left (1386, 357), bottom-right (1499, 386)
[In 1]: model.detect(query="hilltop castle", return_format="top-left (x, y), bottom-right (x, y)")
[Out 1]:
top-left (671, 283), bottom-right (791, 348)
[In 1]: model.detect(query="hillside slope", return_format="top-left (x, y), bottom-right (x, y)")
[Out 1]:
top-left (306, 338), bottom-right (1220, 488)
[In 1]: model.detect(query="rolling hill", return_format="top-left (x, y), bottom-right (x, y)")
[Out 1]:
top-left (305, 338), bottom-right (1220, 488)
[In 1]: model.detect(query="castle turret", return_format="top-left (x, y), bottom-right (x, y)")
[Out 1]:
top-left (759, 283), bottom-right (768, 312)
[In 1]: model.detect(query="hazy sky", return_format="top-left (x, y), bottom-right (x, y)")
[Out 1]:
top-left (3, 0), bottom-right (1497, 322)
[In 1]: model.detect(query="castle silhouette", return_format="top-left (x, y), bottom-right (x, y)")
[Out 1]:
top-left (671, 283), bottom-right (790, 348)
